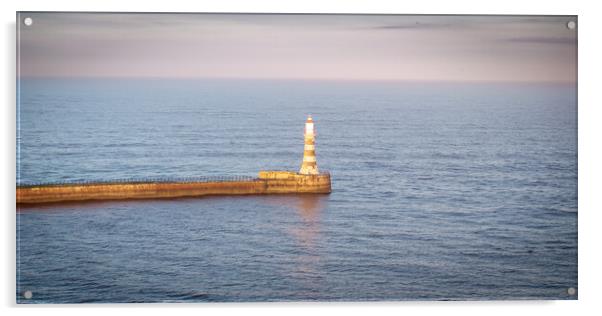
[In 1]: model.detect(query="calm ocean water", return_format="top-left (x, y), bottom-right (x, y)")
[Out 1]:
top-left (16, 79), bottom-right (577, 302)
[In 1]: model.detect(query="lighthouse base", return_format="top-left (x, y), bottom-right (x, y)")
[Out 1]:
top-left (258, 171), bottom-right (331, 194)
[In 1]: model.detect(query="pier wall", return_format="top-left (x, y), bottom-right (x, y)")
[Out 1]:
top-left (17, 172), bottom-right (331, 204)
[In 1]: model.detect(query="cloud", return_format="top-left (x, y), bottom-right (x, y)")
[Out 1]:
top-left (504, 36), bottom-right (577, 45)
top-left (373, 22), bottom-right (454, 30)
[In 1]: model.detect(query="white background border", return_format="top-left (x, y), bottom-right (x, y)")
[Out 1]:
top-left (2, 0), bottom-right (600, 315)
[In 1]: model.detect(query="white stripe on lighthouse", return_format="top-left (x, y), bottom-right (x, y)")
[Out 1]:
top-left (304, 144), bottom-right (315, 151)
top-left (303, 156), bottom-right (316, 162)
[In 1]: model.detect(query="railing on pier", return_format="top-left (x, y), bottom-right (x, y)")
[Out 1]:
top-left (17, 170), bottom-right (331, 188)
top-left (16, 175), bottom-right (260, 188)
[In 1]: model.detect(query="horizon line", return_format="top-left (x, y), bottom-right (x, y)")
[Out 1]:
top-left (16, 76), bottom-right (577, 85)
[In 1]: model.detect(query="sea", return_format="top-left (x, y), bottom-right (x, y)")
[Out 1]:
top-left (16, 79), bottom-right (577, 303)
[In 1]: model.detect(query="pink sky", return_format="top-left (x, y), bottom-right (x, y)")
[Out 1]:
top-left (17, 13), bottom-right (577, 82)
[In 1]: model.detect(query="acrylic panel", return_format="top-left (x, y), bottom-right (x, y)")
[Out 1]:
top-left (16, 12), bottom-right (577, 303)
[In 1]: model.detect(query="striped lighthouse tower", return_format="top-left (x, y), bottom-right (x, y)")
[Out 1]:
top-left (299, 115), bottom-right (320, 175)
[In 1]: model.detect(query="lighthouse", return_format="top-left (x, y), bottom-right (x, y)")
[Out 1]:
top-left (299, 115), bottom-right (320, 175)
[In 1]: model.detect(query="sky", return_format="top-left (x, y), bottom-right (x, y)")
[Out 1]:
top-left (17, 13), bottom-right (577, 82)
